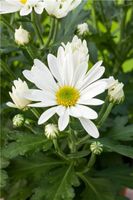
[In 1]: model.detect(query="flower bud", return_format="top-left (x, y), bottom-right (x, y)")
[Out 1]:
top-left (77, 23), bottom-right (89, 36)
top-left (107, 77), bottom-right (124, 104)
top-left (15, 26), bottom-right (30, 45)
top-left (90, 141), bottom-right (103, 155)
top-left (7, 78), bottom-right (31, 110)
top-left (45, 124), bottom-right (58, 139)
top-left (13, 114), bottom-right (24, 127)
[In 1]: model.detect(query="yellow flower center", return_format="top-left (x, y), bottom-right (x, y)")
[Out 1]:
top-left (56, 86), bottom-right (80, 107)
top-left (20, 0), bottom-right (27, 4)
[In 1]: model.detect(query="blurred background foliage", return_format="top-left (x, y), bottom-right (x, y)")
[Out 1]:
top-left (0, 0), bottom-right (133, 200)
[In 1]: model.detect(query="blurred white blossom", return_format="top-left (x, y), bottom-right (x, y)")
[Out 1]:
top-left (15, 26), bottom-right (30, 45)
top-left (43, 0), bottom-right (81, 18)
top-left (7, 78), bottom-right (31, 110)
top-left (0, 0), bottom-right (45, 16)
top-left (77, 23), bottom-right (89, 36)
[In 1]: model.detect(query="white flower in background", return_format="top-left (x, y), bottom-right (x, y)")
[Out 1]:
top-left (62, 35), bottom-right (89, 67)
top-left (23, 44), bottom-right (107, 138)
top-left (106, 76), bottom-right (124, 104)
top-left (7, 78), bottom-right (31, 109)
top-left (15, 26), bottom-right (30, 45)
top-left (90, 141), bottom-right (103, 155)
top-left (45, 124), bottom-right (58, 139)
top-left (0, 0), bottom-right (45, 16)
top-left (77, 23), bottom-right (89, 36)
top-left (43, 0), bottom-right (81, 18)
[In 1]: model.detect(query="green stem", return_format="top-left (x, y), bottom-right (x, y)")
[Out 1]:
top-left (87, 153), bottom-right (96, 170)
top-left (1, 17), bottom-right (14, 32)
top-left (45, 17), bottom-right (55, 48)
top-left (76, 135), bottom-right (90, 146)
top-left (30, 108), bottom-right (40, 118)
top-left (31, 12), bottom-right (44, 45)
top-left (24, 124), bottom-right (36, 134)
top-left (69, 127), bottom-right (76, 153)
top-left (52, 19), bottom-right (58, 42)
top-left (53, 139), bottom-right (68, 161)
top-left (0, 60), bottom-right (16, 79)
top-left (97, 102), bottom-right (114, 128)
top-left (25, 46), bottom-right (35, 59)
top-left (96, 97), bottom-right (109, 123)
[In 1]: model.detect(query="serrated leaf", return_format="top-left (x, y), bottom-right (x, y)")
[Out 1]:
top-left (2, 134), bottom-right (52, 159)
top-left (99, 138), bottom-right (133, 159)
top-left (31, 164), bottom-right (80, 200)
top-left (78, 174), bottom-right (115, 200)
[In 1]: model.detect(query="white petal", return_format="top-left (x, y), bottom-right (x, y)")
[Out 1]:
top-left (79, 118), bottom-right (99, 138)
top-left (6, 102), bottom-right (17, 108)
top-left (78, 98), bottom-right (104, 106)
top-left (20, 5), bottom-right (32, 16)
top-left (80, 80), bottom-right (107, 100)
top-left (0, 2), bottom-right (20, 14)
top-left (58, 108), bottom-right (69, 131)
top-left (56, 105), bottom-right (65, 116)
top-left (76, 105), bottom-right (98, 119)
top-left (69, 106), bottom-right (81, 118)
top-left (28, 100), bottom-right (57, 107)
top-left (38, 107), bottom-right (57, 125)
top-left (34, 2), bottom-right (44, 14)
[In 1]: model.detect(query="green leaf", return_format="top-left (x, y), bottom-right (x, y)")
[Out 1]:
top-left (0, 169), bottom-right (8, 188)
top-left (78, 174), bottom-right (115, 200)
top-left (31, 164), bottom-right (80, 200)
top-left (2, 133), bottom-right (52, 159)
top-left (99, 138), bottom-right (133, 159)
top-left (9, 153), bottom-right (65, 179)
top-left (109, 116), bottom-right (133, 141)
top-left (96, 166), bottom-right (133, 188)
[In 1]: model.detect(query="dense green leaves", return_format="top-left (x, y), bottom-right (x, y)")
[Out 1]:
top-left (2, 133), bottom-right (52, 159)
top-left (31, 164), bottom-right (80, 200)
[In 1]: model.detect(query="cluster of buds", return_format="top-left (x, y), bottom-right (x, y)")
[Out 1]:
top-left (90, 141), bottom-right (103, 155)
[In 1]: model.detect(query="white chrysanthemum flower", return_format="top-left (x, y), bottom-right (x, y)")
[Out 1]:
top-left (15, 26), bottom-right (30, 45)
top-left (43, 0), bottom-right (81, 18)
top-left (23, 46), bottom-right (107, 138)
top-left (45, 124), bottom-right (58, 139)
top-left (77, 23), bottom-right (89, 36)
top-left (0, 0), bottom-right (45, 16)
top-left (90, 141), bottom-right (103, 155)
top-left (7, 78), bottom-right (31, 109)
top-left (62, 35), bottom-right (89, 67)
top-left (106, 76), bottom-right (124, 103)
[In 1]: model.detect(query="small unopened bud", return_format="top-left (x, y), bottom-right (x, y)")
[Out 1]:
top-left (45, 124), bottom-right (58, 139)
top-left (77, 23), bottom-right (89, 36)
top-left (90, 141), bottom-right (103, 155)
top-left (15, 26), bottom-right (30, 45)
top-left (13, 114), bottom-right (24, 127)
top-left (107, 77), bottom-right (124, 104)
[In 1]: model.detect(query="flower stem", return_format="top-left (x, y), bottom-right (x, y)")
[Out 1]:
top-left (97, 102), bottom-right (114, 128)
top-left (25, 46), bottom-right (35, 60)
top-left (96, 97), bottom-right (109, 123)
top-left (1, 17), bottom-right (14, 32)
top-left (30, 108), bottom-right (40, 119)
top-left (53, 18), bottom-right (58, 42)
top-left (87, 153), bottom-right (96, 170)
top-left (45, 17), bottom-right (55, 48)
top-left (31, 12), bottom-right (44, 45)
top-left (0, 60), bottom-right (16, 79)
top-left (53, 139), bottom-right (68, 161)
top-left (76, 135), bottom-right (90, 146)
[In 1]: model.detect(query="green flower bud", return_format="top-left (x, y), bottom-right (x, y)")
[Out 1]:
top-left (45, 124), bottom-right (58, 139)
top-left (13, 114), bottom-right (24, 127)
top-left (90, 141), bottom-right (103, 155)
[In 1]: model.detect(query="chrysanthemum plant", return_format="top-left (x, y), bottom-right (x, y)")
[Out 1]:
top-left (1, 1), bottom-right (133, 200)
